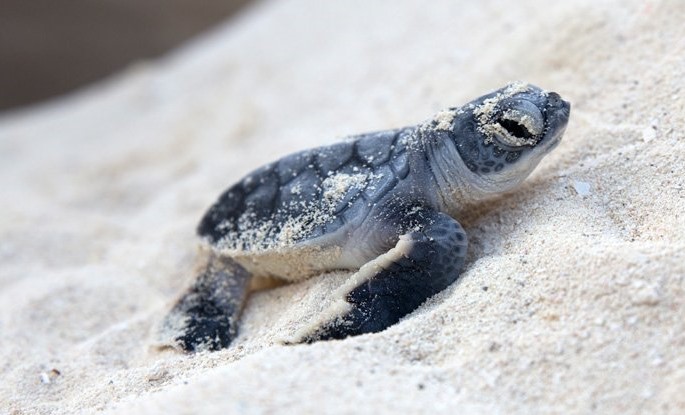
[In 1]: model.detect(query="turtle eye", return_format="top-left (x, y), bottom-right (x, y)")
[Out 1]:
top-left (493, 101), bottom-right (544, 147)
top-left (499, 118), bottom-right (533, 141)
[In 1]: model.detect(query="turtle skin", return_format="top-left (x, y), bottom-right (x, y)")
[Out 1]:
top-left (163, 83), bottom-right (570, 352)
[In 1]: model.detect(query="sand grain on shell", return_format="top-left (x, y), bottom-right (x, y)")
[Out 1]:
top-left (1, 1), bottom-right (685, 414)
top-left (214, 170), bottom-right (375, 253)
top-left (322, 172), bottom-right (369, 204)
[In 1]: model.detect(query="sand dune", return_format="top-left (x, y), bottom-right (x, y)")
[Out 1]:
top-left (1, 0), bottom-right (684, 413)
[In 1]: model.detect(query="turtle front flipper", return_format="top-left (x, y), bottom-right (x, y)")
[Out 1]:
top-left (292, 209), bottom-right (468, 343)
top-left (161, 255), bottom-right (251, 352)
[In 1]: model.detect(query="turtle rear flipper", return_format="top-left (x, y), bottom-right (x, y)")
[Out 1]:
top-left (292, 209), bottom-right (468, 343)
top-left (161, 255), bottom-right (251, 352)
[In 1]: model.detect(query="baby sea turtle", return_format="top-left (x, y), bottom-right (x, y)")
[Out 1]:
top-left (163, 82), bottom-right (570, 352)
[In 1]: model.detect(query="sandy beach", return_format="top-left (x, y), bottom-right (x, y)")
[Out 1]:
top-left (1, 0), bottom-right (684, 413)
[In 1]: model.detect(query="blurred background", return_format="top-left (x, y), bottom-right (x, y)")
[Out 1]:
top-left (0, 0), bottom-right (254, 111)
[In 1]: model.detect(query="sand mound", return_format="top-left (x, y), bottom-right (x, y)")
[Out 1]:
top-left (1, 0), bottom-right (684, 413)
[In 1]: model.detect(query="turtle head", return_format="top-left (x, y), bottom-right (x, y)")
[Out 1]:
top-left (448, 82), bottom-right (570, 194)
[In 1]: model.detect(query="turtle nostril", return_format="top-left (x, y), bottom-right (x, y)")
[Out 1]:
top-left (547, 92), bottom-right (563, 108)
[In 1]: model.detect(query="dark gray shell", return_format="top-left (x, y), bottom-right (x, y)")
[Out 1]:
top-left (198, 127), bottom-right (415, 251)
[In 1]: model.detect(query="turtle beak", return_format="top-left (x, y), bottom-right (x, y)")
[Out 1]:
top-left (539, 93), bottom-right (570, 151)
top-left (547, 92), bottom-right (571, 119)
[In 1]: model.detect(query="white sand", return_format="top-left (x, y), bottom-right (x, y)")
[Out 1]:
top-left (2, 0), bottom-right (684, 413)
